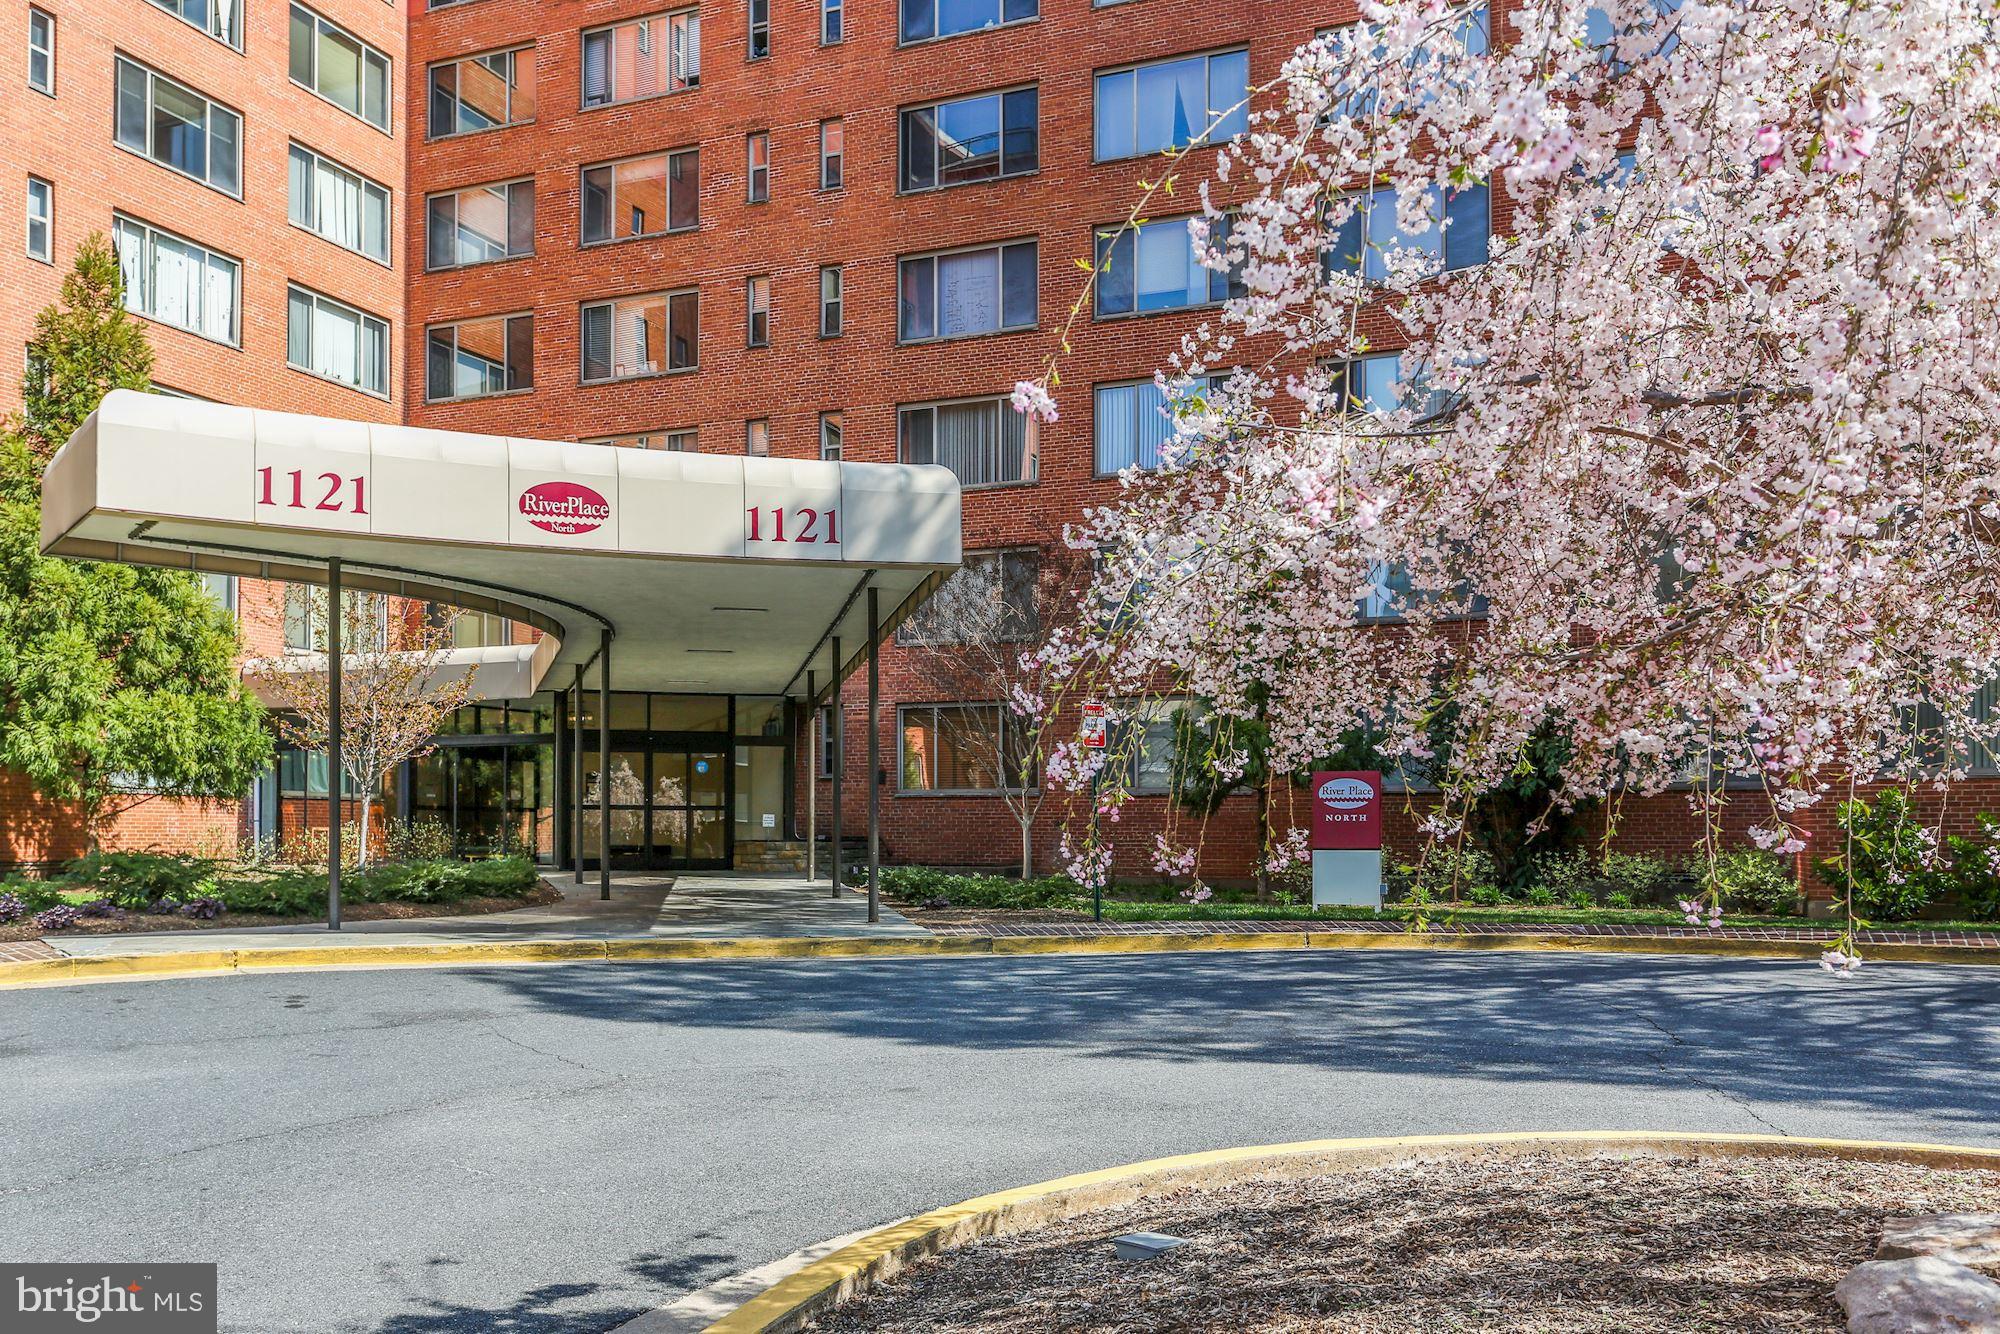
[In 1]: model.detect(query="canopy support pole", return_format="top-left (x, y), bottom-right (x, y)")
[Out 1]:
top-left (830, 638), bottom-right (843, 900)
top-left (805, 669), bottom-right (818, 883)
top-left (867, 588), bottom-right (881, 925)
top-left (571, 663), bottom-right (585, 884)
top-left (326, 558), bottom-right (343, 932)
top-left (599, 629), bottom-right (612, 900)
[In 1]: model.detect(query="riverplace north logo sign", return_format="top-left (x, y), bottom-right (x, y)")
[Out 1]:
top-left (1317, 775), bottom-right (1375, 809)
top-left (518, 482), bottom-right (611, 536)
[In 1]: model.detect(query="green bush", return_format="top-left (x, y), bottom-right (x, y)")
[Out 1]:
top-left (58, 851), bottom-right (218, 908)
top-left (1817, 790), bottom-right (1944, 920)
top-left (1523, 886), bottom-right (1557, 907)
top-left (876, 866), bottom-right (1085, 911)
top-left (1524, 849), bottom-right (1596, 901)
top-left (382, 819), bottom-right (456, 863)
top-left (1466, 881), bottom-right (1511, 906)
top-left (1600, 852), bottom-right (1674, 903)
top-left (207, 856), bottom-right (540, 917)
top-left (1700, 849), bottom-right (1799, 915)
top-left (1400, 845), bottom-right (1498, 901)
top-left (1, 875), bottom-right (66, 913)
top-left (1941, 815), bottom-right (2000, 921)
top-left (1604, 890), bottom-right (1636, 909)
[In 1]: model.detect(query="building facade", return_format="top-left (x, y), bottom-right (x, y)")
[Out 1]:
top-left (5, 0), bottom-right (1945, 895)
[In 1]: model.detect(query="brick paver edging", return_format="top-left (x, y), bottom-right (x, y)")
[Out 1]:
top-left (923, 917), bottom-right (2000, 947)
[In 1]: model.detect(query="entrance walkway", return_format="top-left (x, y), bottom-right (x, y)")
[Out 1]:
top-left (48, 872), bottom-right (925, 957)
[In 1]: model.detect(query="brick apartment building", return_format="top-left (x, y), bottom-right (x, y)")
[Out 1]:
top-left (0, 0), bottom-right (1927, 893)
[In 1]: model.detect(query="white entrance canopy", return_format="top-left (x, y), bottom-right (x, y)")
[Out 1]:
top-left (42, 391), bottom-right (963, 701)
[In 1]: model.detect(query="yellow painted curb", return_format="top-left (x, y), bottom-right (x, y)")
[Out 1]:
top-left (2, 926), bottom-right (1996, 991)
top-left (702, 1130), bottom-right (2000, 1334)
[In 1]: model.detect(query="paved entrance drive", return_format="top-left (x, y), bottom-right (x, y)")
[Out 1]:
top-left (47, 872), bottom-right (925, 957)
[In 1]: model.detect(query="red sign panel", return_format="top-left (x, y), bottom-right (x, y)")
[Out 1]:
top-left (1080, 702), bottom-right (1107, 749)
top-left (518, 482), bottom-right (611, 535)
top-left (1311, 770), bottom-right (1383, 850)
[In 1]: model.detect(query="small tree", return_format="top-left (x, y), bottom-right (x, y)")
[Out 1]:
top-left (254, 592), bottom-right (475, 867)
top-left (899, 541), bottom-right (1080, 878)
top-left (0, 232), bottom-right (271, 841)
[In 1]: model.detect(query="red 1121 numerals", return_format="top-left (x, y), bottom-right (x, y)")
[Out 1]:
top-left (258, 467), bottom-right (367, 516)
top-left (746, 506), bottom-right (838, 544)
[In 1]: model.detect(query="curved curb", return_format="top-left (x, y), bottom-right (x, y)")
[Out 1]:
top-left (1, 927), bottom-right (1997, 990)
top-left (698, 1130), bottom-right (2000, 1333)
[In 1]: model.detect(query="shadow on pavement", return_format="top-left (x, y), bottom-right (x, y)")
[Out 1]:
top-left (472, 949), bottom-right (2000, 1135)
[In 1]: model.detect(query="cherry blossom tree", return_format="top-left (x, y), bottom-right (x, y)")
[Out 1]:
top-left (1022, 0), bottom-right (2000, 968)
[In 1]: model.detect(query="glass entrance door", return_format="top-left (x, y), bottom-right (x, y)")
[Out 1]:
top-left (584, 745), bottom-right (730, 869)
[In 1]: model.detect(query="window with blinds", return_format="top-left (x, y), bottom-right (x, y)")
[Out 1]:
top-left (1093, 375), bottom-right (1224, 474)
top-left (582, 10), bottom-right (698, 107)
top-left (581, 290), bottom-right (697, 381)
top-left (288, 4), bottom-right (390, 131)
top-left (899, 704), bottom-right (1036, 793)
top-left (286, 284), bottom-right (389, 398)
top-left (112, 213), bottom-right (239, 346)
top-left (898, 396), bottom-right (1033, 488)
top-left (288, 144), bottom-right (390, 264)
top-left (1325, 182), bottom-right (1490, 281)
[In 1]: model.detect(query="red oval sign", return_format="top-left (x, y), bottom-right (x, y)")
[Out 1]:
top-left (519, 481), bottom-right (610, 536)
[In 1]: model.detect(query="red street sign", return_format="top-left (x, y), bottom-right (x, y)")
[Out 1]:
top-left (1080, 702), bottom-right (1107, 749)
top-left (1311, 771), bottom-right (1382, 850)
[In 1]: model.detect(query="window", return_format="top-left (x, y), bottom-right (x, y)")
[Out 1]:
top-left (286, 284), bottom-right (389, 398)
top-left (427, 180), bottom-right (534, 269)
top-left (1585, 0), bottom-right (1680, 70)
top-left (426, 313), bottom-right (534, 400)
top-left (899, 704), bottom-right (1034, 792)
top-left (816, 707), bottom-right (835, 776)
top-left (429, 46), bottom-right (535, 137)
top-left (284, 587), bottom-right (388, 653)
top-left (114, 57), bottom-right (241, 196)
top-left (900, 0), bottom-right (1034, 44)
top-left (819, 119), bottom-right (844, 189)
top-left (1093, 49), bottom-right (1248, 161)
top-left (745, 419), bottom-right (769, 455)
top-left (819, 265), bottom-right (843, 336)
top-left (113, 214), bottom-right (239, 345)
top-left (288, 145), bottom-right (391, 265)
top-left (819, 411), bottom-right (842, 459)
top-left (449, 609), bottom-right (512, 649)
top-left (1323, 8), bottom-right (1487, 118)
top-left (26, 177), bottom-right (51, 263)
top-left (898, 240), bottom-right (1036, 342)
top-left (582, 150), bottom-right (698, 244)
top-left (147, 0), bottom-right (242, 49)
top-left (27, 8), bottom-right (53, 93)
top-left (822, 0), bottom-right (842, 44)
top-left (199, 572), bottom-right (237, 613)
top-left (1325, 352), bottom-right (1453, 419)
top-left (746, 275), bottom-right (770, 346)
top-left (581, 290), bottom-right (697, 381)
top-left (899, 395), bottom-right (1032, 487)
top-left (897, 548), bottom-right (1037, 644)
top-left (746, 132), bottom-right (769, 201)
top-left (585, 430), bottom-right (696, 451)
top-left (582, 10), bottom-right (699, 107)
top-left (1116, 697), bottom-right (1198, 792)
top-left (900, 87), bottom-right (1037, 192)
top-left (1094, 215), bottom-right (1242, 317)
top-left (1094, 375), bottom-right (1224, 473)
top-left (288, 5), bottom-right (390, 131)
top-left (748, 0), bottom-right (769, 58)
top-left (1327, 183), bottom-right (1489, 281)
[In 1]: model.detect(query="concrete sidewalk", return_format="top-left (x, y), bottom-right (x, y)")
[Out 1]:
top-left (47, 872), bottom-right (925, 957)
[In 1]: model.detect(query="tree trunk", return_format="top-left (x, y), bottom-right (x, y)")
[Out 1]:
top-left (1254, 779), bottom-right (1271, 902)
top-left (354, 776), bottom-right (371, 870)
top-left (1019, 815), bottom-right (1032, 880)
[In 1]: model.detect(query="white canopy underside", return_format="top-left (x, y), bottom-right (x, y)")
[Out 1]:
top-left (43, 391), bottom-right (963, 701)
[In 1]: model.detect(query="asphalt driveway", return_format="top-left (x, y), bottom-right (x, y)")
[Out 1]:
top-left (3, 949), bottom-right (1996, 1332)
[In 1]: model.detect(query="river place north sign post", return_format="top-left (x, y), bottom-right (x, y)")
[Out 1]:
top-left (1310, 770), bottom-right (1384, 907)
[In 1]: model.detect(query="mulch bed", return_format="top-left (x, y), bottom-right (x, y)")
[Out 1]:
top-left (810, 1152), bottom-right (2000, 1332)
top-left (0, 881), bottom-right (564, 942)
